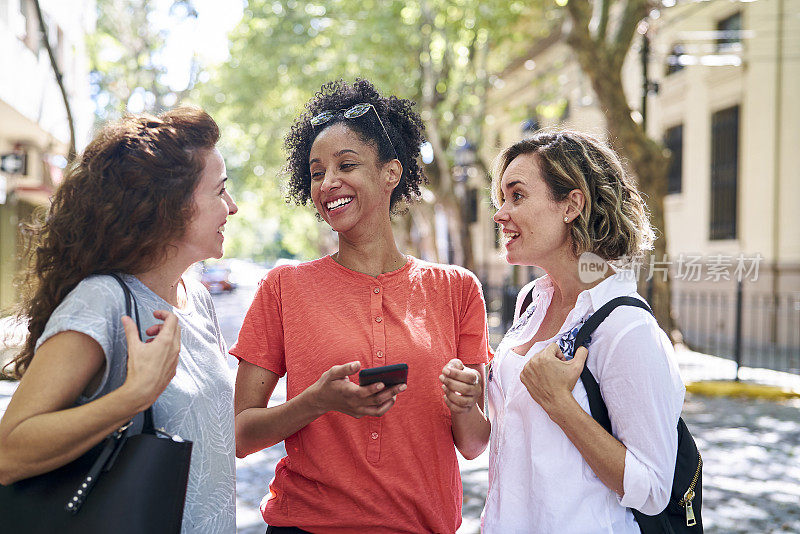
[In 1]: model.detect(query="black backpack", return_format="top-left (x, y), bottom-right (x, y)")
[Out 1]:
top-left (518, 292), bottom-right (703, 533)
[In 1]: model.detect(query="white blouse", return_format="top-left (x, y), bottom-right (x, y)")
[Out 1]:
top-left (481, 271), bottom-right (685, 534)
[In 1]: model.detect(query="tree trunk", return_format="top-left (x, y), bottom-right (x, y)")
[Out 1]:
top-left (33, 0), bottom-right (76, 162)
top-left (565, 10), bottom-right (677, 336)
top-left (457, 201), bottom-right (476, 272)
top-left (407, 203), bottom-right (438, 262)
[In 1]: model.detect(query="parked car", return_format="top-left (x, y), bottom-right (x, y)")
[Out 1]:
top-left (200, 263), bottom-right (236, 294)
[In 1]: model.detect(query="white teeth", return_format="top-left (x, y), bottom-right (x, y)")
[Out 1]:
top-left (326, 197), bottom-right (353, 210)
top-left (506, 232), bottom-right (519, 239)
top-left (218, 225), bottom-right (225, 233)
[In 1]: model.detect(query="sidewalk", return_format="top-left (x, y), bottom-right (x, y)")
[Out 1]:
top-left (675, 345), bottom-right (800, 399)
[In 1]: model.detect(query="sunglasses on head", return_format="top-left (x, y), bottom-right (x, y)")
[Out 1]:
top-left (310, 103), bottom-right (398, 160)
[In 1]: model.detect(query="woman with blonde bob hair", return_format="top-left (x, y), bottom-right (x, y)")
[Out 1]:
top-left (481, 131), bottom-right (685, 533)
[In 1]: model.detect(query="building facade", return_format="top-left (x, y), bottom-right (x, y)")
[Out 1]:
top-left (0, 0), bottom-right (94, 310)
top-left (477, 0), bottom-right (799, 367)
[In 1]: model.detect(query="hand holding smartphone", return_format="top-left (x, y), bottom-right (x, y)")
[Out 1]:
top-left (358, 363), bottom-right (408, 387)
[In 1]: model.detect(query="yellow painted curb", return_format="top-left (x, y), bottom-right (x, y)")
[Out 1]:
top-left (686, 380), bottom-right (800, 401)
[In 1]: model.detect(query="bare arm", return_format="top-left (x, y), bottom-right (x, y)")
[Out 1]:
top-left (520, 344), bottom-right (626, 495)
top-left (234, 361), bottom-right (321, 457)
top-left (440, 360), bottom-right (491, 460)
top-left (0, 312), bottom-right (180, 485)
top-left (234, 360), bottom-right (407, 458)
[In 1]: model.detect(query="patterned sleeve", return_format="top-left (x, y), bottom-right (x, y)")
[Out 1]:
top-left (194, 281), bottom-right (228, 356)
top-left (35, 275), bottom-right (126, 358)
top-left (457, 271), bottom-right (490, 366)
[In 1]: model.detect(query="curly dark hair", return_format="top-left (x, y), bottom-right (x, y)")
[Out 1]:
top-left (4, 106), bottom-right (219, 379)
top-left (284, 79), bottom-right (426, 213)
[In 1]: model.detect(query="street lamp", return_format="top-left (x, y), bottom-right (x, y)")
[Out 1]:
top-left (448, 139), bottom-right (480, 267)
top-left (453, 140), bottom-right (475, 183)
top-left (453, 140), bottom-right (479, 225)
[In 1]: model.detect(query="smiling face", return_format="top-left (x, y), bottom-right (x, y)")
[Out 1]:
top-left (178, 147), bottom-right (238, 262)
top-left (493, 153), bottom-right (572, 267)
top-left (309, 123), bottom-right (399, 234)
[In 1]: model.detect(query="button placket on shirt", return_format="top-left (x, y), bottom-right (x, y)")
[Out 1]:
top-left (367, 282), bottom-right (386, 464)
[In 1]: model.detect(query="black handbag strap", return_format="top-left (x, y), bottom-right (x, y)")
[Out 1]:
top-left (107, 273), bottom-right (155, 434)
top-left (574, 296), bottom-right (654, 435)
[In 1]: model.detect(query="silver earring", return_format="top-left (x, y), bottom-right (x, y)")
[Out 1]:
top-left (564, 217), bottom-right (569, 223)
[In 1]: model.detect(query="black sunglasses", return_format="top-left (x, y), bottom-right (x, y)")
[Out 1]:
top-left (310, 103), bottom-right (398, 160)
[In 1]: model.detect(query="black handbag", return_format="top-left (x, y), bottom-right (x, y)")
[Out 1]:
top-left (574, 296), bottom-right (703, 533)
top-left (0, 273), bottom-right (193, 534)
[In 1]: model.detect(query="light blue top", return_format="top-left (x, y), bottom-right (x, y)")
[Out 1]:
top-left (36, 273), bottom-right (236, 534)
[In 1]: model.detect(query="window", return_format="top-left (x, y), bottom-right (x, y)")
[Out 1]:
top-left (664, 125), bottom-right (683, 194)
top-left (665, 44), bottom-right (686, 76)
top-left (709, 106), bottom-right (739, 240)
top-left (717, 12), bottom-right (742, 53)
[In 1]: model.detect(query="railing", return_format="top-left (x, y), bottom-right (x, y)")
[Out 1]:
top-left (674, 283), bottom-right (800, 376)
top-left (482, 279), bottom-right (800, 376)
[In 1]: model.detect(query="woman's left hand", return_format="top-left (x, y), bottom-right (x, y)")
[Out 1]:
top-left (440, 358), bottom-right (482, 415)
top-left (519, 344), bottom-right (588, 416)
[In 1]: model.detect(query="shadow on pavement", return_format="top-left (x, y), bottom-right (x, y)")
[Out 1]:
top-left (681, 394), bottom-right (800, 533)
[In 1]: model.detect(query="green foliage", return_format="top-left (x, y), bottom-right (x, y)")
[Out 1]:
top-left (87, 0), bottom-right (199, 120)
top-left (195, 0), bottom-right (555, 262)
top-left (86, 0), bottom-right (320, 261)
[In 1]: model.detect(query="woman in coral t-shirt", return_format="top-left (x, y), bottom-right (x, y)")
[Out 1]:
top-left (231, 79), bottom-right (491, 534)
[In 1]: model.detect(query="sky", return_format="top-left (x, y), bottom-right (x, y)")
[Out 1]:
top-left (153, 0), bottom-right (245, 91)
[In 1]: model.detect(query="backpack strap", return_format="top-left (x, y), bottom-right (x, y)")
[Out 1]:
top-left (574, 296), bottom-right (654, 435)
top-left (520, 287), bottom-right (534, 318)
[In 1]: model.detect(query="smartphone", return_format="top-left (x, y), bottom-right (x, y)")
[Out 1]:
top-left (358, 363), bottom-right (408, 387)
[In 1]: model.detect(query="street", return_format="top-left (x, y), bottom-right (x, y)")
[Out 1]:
top-left (1, 280), bottom-right (798, 533)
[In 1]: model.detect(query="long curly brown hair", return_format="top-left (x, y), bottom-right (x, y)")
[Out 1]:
top-left (4, 107), bottom-right (219, 379)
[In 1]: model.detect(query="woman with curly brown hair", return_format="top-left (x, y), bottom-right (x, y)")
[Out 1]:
top-left (0, 107), bottom-right (238, 533)
top-left (231, 79), bottom-right (491, 533)
top-left (481, 131), bottom-right (685, 533)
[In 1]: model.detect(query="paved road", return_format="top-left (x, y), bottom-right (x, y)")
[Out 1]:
top-left (2, 281), bottom-right (799, 533)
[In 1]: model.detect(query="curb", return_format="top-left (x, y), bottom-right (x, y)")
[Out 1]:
top-left (686, 380), bottom-right (800, 401)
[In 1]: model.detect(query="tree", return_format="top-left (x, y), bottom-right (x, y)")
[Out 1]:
top-left (561, 0), bottom-right (675, 334)
top-left (32, 0), bottom-right (76, 161)
top-left (87, 0), bottom-right (199, 120)
top-left (85, 0), bottom-right (321, 260)
top-left (199, 0), bottom-right (551, 268)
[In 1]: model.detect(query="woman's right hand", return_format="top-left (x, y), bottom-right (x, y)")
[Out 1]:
top-left (121, 310), bottom-right (181, 410)
top-left (309, 361), bottom-right (406, 419)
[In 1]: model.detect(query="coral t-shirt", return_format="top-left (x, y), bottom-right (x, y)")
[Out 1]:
top-left (230, 255), bottom-right (490, 533)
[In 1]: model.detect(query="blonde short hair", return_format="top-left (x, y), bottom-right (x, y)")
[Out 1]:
top-left (491, 130), bottom-right (655, 261)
